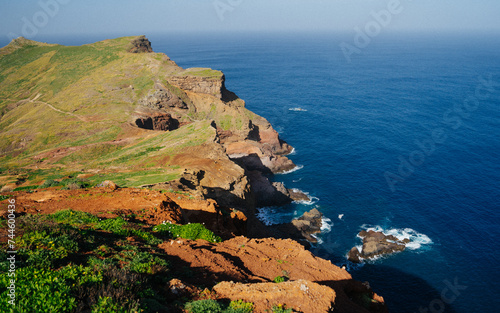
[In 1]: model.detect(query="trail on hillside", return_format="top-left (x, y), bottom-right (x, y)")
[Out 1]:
top-left (30, 93), bottom-right (87, 122)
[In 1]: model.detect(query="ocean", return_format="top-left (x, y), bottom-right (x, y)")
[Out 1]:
top-left (7, 31), bottom-right (500, 312)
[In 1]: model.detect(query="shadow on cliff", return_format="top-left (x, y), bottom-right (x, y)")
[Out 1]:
top-left (348, 264), bottom-right (460, 313)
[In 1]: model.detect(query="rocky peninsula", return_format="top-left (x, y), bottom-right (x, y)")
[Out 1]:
top-left (0, 36), bottom-right (387, 312)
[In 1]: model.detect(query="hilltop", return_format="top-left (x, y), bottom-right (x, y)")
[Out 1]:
top-left (0, 36), bottom-right (387, 312)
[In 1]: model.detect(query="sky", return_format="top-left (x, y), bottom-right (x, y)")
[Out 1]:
top-left (1, 0), bottom-right (500, 42)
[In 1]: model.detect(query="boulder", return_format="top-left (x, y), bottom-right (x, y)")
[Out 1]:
top-left (97, 180), bottom-right (118, 190)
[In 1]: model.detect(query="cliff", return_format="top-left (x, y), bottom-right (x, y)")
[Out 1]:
top-left (0, 36), bottom-right (388, 312)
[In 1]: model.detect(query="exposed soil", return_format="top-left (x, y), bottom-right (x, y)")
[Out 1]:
top-left (0, 187), bottom-right (388, 313)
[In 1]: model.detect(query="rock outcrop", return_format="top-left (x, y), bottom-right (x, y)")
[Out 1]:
top-left (275, 208), bottom-right (323, 244)
top-left (135, 113), bottom-right (179, 131)
top-left (348, 230), bottom-right (409, 263)
top-left (167, 70), bottom-right (225, 99)
top-left (159, 236), bottom-right (387, 313)
top-left (139, 86), bottom-right (187, 110)
top-left (214, 280), bottom-right (336, 313)
top-left (127, 35), bottom-right (153, 53)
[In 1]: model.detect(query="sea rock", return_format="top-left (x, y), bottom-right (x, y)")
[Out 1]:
top-left (276, 208), bottom-right (323, 244)
top-left (348, 230), bottom-right (407, 263)
top-left (288, 188), bottom-right (310, 202)
top-left (127, 35), bottom-right (153, 53)
top-left (214, 280), bottom-right (336, 313)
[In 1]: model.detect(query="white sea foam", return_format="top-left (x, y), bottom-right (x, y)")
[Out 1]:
top-left (278, 164), bottom-right (304, 175)
top-left (288, 147), bottom-right (296, 155)
top-left (256, 207), bottom-right (280, 226)
top-left (292, 178), bottom-right (303, 183)
top-left (321, 217), bottom-right (333, 233)
top-left (360, 224), bottom-right (433, 251)
top-left (289, 107), bottom-right (308, 112)
top-left (338, 214), bottom-right (344, 220)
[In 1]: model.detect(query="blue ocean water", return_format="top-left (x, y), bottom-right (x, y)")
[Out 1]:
top-left (5, 32), bottom-right (498, 312)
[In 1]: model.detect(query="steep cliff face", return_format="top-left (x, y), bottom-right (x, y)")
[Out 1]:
top-left (167, 69), bottom-right (225, 99)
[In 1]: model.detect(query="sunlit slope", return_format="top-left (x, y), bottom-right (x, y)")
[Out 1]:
top-left (0, 36), bottom-right (231, 185)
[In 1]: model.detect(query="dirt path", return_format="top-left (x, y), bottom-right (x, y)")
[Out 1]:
top-left (30, 93), bottom-right (87, 122)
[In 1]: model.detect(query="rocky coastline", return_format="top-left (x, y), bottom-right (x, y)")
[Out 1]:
top-left (0, 36), bottom-right (388, 312)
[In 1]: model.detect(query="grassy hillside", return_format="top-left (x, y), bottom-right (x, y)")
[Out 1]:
top-left (0, 36), bottom-right (254, 188)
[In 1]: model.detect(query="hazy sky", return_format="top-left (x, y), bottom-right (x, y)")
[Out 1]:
top-left (1, 0), bottom-right (500, 41)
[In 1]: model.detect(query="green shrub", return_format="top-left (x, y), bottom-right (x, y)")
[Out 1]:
top-left (39, 179), bottom-right (61, 189)
top-left (153, 222), bottom-right (222, 243)
top-left (272, 304), bottom-right (293, 313)
top-left (50, 209), bottom-right (99, 226)
top-left (0, 195), bottom-right (11, 201)
top-left (185, 299), bottom-right (253, 313)
top-left (96, 217), bottom-right (128, 234)
top-left (91, 296), bottom-right (141, 313)
top-left (273, 276), bottom-right (288, 283)
top-left (18, 230), bottom-right (79, 267)
top-left (116, 249), bottom-right (168, 274)
top-left (13, 185), bottom-right (39, 192)
top-left (228, 299), bottom-right (254, 313)
top-left (0, 266), bottom-right (77, 312)
top-left (185, 299), bottom-right (223, 313)
top-left (129, 228), bottom-right (163, 246)
top-left (60, 177), bottom-right (91, 189)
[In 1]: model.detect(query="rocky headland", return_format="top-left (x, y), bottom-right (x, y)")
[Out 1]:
top-left (0, 36), bottom-right (388, 312)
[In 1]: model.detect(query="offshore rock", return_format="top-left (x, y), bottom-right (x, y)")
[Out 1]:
top-left (348, 230), bottom-right (409, 263)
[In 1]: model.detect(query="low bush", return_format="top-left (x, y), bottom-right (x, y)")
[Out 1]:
top-left (185, 299), bottom-right (223, 313)
top-left (272, 304), bottom-right (293, 313)
top-left (50, 209), bottom-right (99, 226)
top-left (0, 264), bottom-right (101, 312)
top-left (60, 177), bottom-right (91, 189)
top-left (153, 222), bottom-right (222, 243)
top-left (39, 179), bottom-right (61, 189)
top-left (185, 299), bottom-right (254, 313)
top-left (13, 185), bottom-right (39, 192)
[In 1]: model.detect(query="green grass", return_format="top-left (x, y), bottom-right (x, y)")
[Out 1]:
top-left (185, 299), bottom-right (253, 313)
top-left (182, 68), bottom-right (223, 78)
